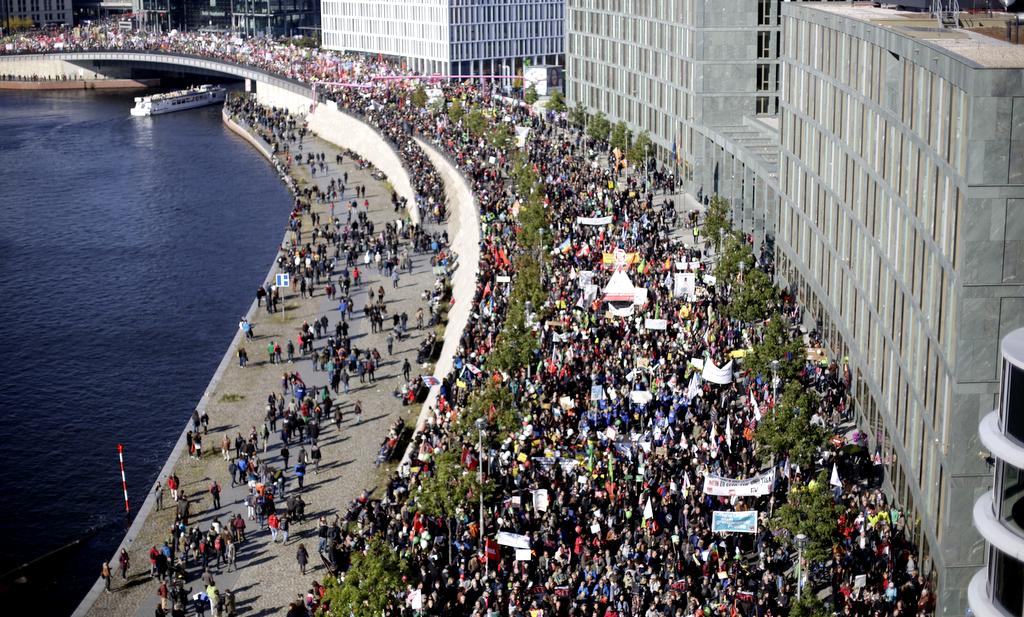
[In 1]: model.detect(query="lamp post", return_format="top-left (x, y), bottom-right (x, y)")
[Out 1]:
top-left (770, 359), bottom-right (780, 401)
top-left (794, 533), bottom-right (809, 600)
top-left (475, 418), bottom-right (487, 578)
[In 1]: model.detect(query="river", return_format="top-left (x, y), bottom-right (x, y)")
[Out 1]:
top-left (0, 88), bottom-right (292, 614)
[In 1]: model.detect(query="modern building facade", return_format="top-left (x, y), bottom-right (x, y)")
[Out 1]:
top-left (134, 0), bottom-right (318, 35)
top-left (566, 0), bottom-right (1024, 613)
top-left (970, 329), bottom-right (1024, 617)
top-left (320, 0), bottom-right (564, 77)
top-left (565, 0), bottom-right (786, 244)
top-left (776, 4), bottom-right (1024, 611)
top-left (1, 0), bottom-right (72, 27)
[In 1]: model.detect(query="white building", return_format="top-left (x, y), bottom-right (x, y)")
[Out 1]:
top-left (320, 0), bottom-right (563, 77)
top-left (2, 0), bottom-right (72, 27)
top-left (970, 328), bottom-right (1024, 617)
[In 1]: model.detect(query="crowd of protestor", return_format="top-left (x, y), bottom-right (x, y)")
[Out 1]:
top-left (3, 23), bottom-right (937, 617)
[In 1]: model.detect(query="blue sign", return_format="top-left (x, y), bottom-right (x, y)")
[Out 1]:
top-left (276, 273), bottom-right (290, 288)
top-left (711, 510), bottom-right (758, 534)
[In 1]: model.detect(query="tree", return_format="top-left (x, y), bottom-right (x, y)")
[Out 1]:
top-left (703, 195), bottom-right (732, 253)
top-left (769, 471), bottom-right (841, 564)
top-left (725, 267), bottom-right (777, 322)
top-left (545, 90), bottom-right (567, 113)
top-left (715, 231), bottom-right (754, 282)
top-left (610, 121), bottom-right (630, 153)
top-left (569, 102), bottom-right (587, 128)
top-left (321, 535), bottom-right (405, 617)
top-left (788, 592), bottom-right (830, 617)
top-left (517, 193), bottom-right (548, 252)
top-left (447, 99), bottom-right (465, 124)
top-left (629, 131), bottom-right (653, 168)
top-left (455, 383), bottom-right (518, 444)
top-left (410, 85), bottom-right (428, 109)
top-left (754, 382), bottom-right (826, 468)
top-left (416, 449), bottom-right (492, 519)
top-left (587, 111), bottom-right (611, 142)
top-left (487, 302), bottom-right (538, 372)
top-left (524, 85), bottom-right (539, 105)
top-left (463, 108), bottom-right (488, 138)
top-left (489, 122), bottom-right (515, 151)
top-left (744, 314), bottom-right (805, 382)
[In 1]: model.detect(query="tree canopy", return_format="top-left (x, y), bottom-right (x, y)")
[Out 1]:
top-left (321, 535), bottom-right (406, 617)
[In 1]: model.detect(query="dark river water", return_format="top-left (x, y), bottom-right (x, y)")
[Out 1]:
top-left (0, 88), bottom-right (292, 614)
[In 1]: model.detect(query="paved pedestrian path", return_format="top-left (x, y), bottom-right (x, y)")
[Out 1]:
top-left (85, 119), bottom-right (445, 617)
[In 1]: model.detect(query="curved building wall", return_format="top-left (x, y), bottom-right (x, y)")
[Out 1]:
top-left (777, 3), bottom-right (1024, 611)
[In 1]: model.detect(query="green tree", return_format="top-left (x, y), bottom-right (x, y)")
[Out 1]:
top-left (463, 108), bottom-right (488, 138)
top-left (769, 471), bottom-right (841, 564)
top-left (524, 85), bottom-right (539, 104)
top-left (489, 122), bottom-right (515, 151)
top-left (321, 535), bottom-right (405, 617)
top-left (703, 195), bottom-right (732, 253)
top-left (416, 449), bottom-right (492, 519)
top-left (545, 90), bottom-right (567, 113)
top-left (569, 102), bottom-right (587, 128)
top-left (744, 314), bottom-right (805, 381)
top-left (410, 85), bottom-right (428, 109)
top-left (610, 121), bottom-right (630, 152)
top-left (587, 111), bottom-right (611, 142)
top-left (715, 231), bottom-right (755, 282)
top-left (628, 131), bottom-right (653, 167)
top-left (447, 99), bottom-right (465, 124)
top-left (517, 193), bottom-right (548, 252)
top-left (487, 302), bottom-right (538, 372)
top-left (725, 267), bottom-right (777, 322)
top-left (754, 382), bottom-right (826, 468)
top-left (788, 592), bottom-right (830, 617)
top-left (510, 253), bottom-right (547, 308)
top-left (454, 383), bottom-right (518, 444)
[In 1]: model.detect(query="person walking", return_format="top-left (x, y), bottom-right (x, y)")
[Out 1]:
top-left (100, 561), bottom-right (112, 592)
top-left (154, 482), bottom-right (164, 511)
top-left (279, 516), bottom-right (290, 544)
top-left (402, 358), bottom-right (411, 382)
top-left (268, 513), bottom-right (280, 542)
top-left (209, 480), bottom-right (221, 510)
top-left (226, 540), bottom-right (237, 572)
top-left (118, 548), bottom-right (130, 580)
top-left (158, 580), bottom-right (169, 611)
top-left (296, 543), bottom-right (309, 575)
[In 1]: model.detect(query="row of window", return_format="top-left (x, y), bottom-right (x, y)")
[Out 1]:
top-left (776, 248), bottom-right (938, 571)
top-left (784, 16), bottom-right (967, 171)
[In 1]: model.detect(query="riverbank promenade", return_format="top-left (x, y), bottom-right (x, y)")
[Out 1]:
top-left (82, 109), bottom-right (445, 617)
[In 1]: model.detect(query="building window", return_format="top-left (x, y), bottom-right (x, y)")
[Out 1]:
top-left (757, 31), bottom-right (771, 59)
top-left (990, 546), bottom-right (1024, 617)
top-left (996, 461), bottom-right (1024, 538)
top-left (756, 96), bottom-right (770, 115)
top-left (1006, 363), bottom-right (1024, 445)
top-left (756, 64), bottom-right (771, 92)
top-left (757, 0), bottom-right (771, 27)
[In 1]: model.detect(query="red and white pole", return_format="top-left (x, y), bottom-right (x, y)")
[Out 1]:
top-left (117, 444), bottom-right (130, 514)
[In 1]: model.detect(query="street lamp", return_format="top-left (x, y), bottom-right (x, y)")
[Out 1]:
top-left (475, 418), bottom-right (487, 577)
top-left (769, 359), bottom-right (780, 401)
top-left (794, 533), bottom-right (809, 600)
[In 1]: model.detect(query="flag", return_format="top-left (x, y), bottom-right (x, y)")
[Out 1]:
top-left (643, 498), bottom-right (654, 520)
top-left (557, 238), bottom-right (572, 254)
top-left (725, 419), bottom-right (732, 450)
top-left (421, 376), bottom-right (441, 387)
top-left (462, 447), bottom-right (479, 471)
top-left (485, 538), bottom-right (500, 562)
top-left (830, 463), bottom-right (842, 487)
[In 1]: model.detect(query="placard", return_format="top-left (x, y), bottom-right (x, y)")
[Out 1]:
top-left (711, 510), bottom-right (758, 534)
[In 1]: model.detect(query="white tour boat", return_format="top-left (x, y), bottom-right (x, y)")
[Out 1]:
top-left (130, 85), bottom-right (226, 117)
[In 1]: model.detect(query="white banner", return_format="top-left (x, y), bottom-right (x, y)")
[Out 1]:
top-left (644, 318), bottom-right (668, 331)
top-left (578, 270), bottom-right (594, 288)
top-left (495, 531), bottom-right (531, 549)
top-left (577, 215), bottom-right (613, 226)
top-left (673, 272), bottom-right (696, 299)
top-left (515, 548), bottom-right (532, 561)
top-left (531, 489), bottom-right (549, 512)
top-left (629, 390), bottom-right (653, 405)
top-left (701, 359), bottom-right (734, 384)
top-left (703, 470), bottom-right (776, 497)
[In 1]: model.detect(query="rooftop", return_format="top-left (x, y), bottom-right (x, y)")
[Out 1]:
top-left (807, 2), bottom-right (1024, 68)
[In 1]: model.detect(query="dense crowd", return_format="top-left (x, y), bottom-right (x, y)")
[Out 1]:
top-left (4, 24), bottom-right (937, 617)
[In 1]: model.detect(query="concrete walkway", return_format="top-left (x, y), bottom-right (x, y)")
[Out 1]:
top-left (83, 119), bottom-right (445, 617)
